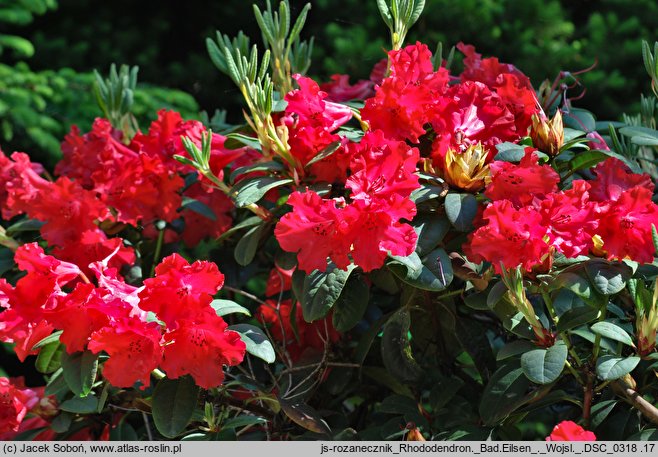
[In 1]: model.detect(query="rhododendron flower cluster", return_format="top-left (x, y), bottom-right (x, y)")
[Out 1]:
top-left (0, 110), bottom-right (249, 275)
top-left (360, 42), bottom-right (539, 184)
top-left (466, 151), bottom-right (658, 272)
top-left (0, 244), bottom-right (245, 389)
top-left (275, 130), bottom-right (420, 273)
top-left (0, 377), bottom-right (57, 440)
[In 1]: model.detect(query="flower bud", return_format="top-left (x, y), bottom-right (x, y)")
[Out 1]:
top-left (443, 143), bottom-right (490, 192)
top-left (531, 110), bottom-right (564, 156)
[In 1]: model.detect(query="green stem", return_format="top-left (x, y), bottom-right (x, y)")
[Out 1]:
top-left (542, 291), bottom-right (583, 367)
top-left (150, 225), bottom-right (165, 277)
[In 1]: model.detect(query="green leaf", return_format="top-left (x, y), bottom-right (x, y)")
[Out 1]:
top-left (221, 415), bottom-right (267, 430)
top-left (591, 322), bottom-right (635, 347)
top-left (294, 264), bottom-right (355, 322)
top-left (210, 299), bottom-right (251, 317)
top-left (520, 341), bottom-right (567, 384)
top-left (387, 249), bottom-right (453, 292)
top-left (653, 224), bottom-right (658, 255)
top-left (494, 142), bottom-right (528, 162)
top-left (496, 340), bottom-right (536, 361)
top-left (32, 330), bottom-right (63, 350)
top-left (231, 177), bottom-right (293, 208)
top-left (557, 307), bottom-right (600, 332)
top-left (61, 351), bottom-right (98, 397)
top-left (35, 341), bottom-right (65, 374)
top-left (216, 216), bottom-right (262, 242)
top-left (181, 197), bottom-right (216, 221)
top-left (381, 309), bottom-right (422, 382)
top-left (585, 260), bottom-right (632, 296)
top-left (234, 223), bottom-right (266, 266)
top-left (596, 356), bottom-right (640, 381)
top-left (224, 132), bottom-right (262, 151)
top-left (568, 150), bottom-right (609, 172)
top-left (5, 218), bottom-right (44, 235)
top-left (332, 274), bottom-right (370, 332)
top-left (409, 184), bottom-right (445, 203)
top-left (444, 193), bottom-right (477, 232)
top-left (619, 126), bottom-right (658, 146)
top-left (45, 369), bottom-right (68, 396)
top-left (411, 213), bottom-right (450, 256)
top-left (305, 140), bottom-right (341, 167)
top-left (59, 395), bottom-right (99, 414)
top-left (230, 161), bottom-right (286, 183)
top-left (152, 377), bottom-right (199, 438)
top-left (479, 362), bottom-right (531, 426)
top-left (229, 324), bottom-right (276, 363)
top-left (279, 399), bottom-right (331, 435)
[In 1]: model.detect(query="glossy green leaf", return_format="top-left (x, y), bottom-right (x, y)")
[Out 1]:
top-left (332, 274), bottom-right (370, 332)
top-left (35, 341), bottom-right (64, 374)
top-left (387, 249), bottom-right (453, 292)
top-left (444, 193), bottom-right (477, 232)
top-left (381, 309), bottom-right (422, 382)
top-left (234, 223), bottom-right (266, 266)
top-left (152, 377), bottom-right (199, 438)
top-left (479, 362), bottom-right (530, 426)
top-left (557, 306), bottom-right (600, 332)
top-left (596, 355), bottom-right (640, 381)
top-left (520, 341), bottom-right (567, 384)
top-left (231, 177), bottom-right (292, 208)
top-left (591, 322), bottom-right (634, 347)
top-left (229, 324), bottom-right (275, 363)
top-left (210, 299), bottom-right (251, 317)
top-left (295, 264), bottom-right (355, 322)
top-left (585, 260), bottom-right (632, 296)
top-left (61, 351), bottom-right (98, 397)
top-left (59, 395), bottom-right (99, 414)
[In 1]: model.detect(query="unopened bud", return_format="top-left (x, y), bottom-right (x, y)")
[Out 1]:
top-left (531, 110), bottom-right (564, 156)
top-left (443, 143), bottom-right (490, 192)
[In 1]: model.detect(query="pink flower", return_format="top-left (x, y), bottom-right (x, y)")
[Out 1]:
top-left (546, 421), bottom-right (596, 441)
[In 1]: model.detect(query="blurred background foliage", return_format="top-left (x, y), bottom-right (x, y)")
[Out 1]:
top-left (3, 0), bottom-right (658, 165)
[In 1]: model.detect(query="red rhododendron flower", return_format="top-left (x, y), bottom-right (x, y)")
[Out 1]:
top-left (88, 317), bottom-right (163, 389)
top-left (493, 73), bottom-right (539, 135)
top-left (430, 81), bottom-right (518, 167)
top-left (283, 74), bottom-right (353, 181)
top-left (347, 130), bottom-right (419, 217)
top-left (24, 177), bottom-right (111, 249)
top-left (457, 42), bottom-right (532, 90)
top-left (265, 265), bottom-right (295, 297)
top-left (160, 311), bottom-right (246, 388)
top-left (348, 200), bottom-right (418, 272)
top-left (51, 230), bottom-right (135, 275)
top-left (46, 283), bottom-right (111, 353)
top-left (465, 200), bottom-right (550, 273)
top-left (0, 151), bottom-right (48, 220)
top-left (597, 186), bottom-right (658, 263)
top-left (362, 42), bottom-right (449, 142)
top-left (0, 377), bottom-right (40, 434)
top-left (57, 118), bottom-right (137, 189)
top-left (539, 181), bottom-right (599, 258)
top-left (0, 243), bottom-right (80, 360)
top-left (546, 420), bottom-right (596, 441)
top-left (320, 74), bottom-right (374, 102)
top-left (485, 148), bottom-right (560, 207)
top-left (139, 253), bottom-right (225, 327)
top-left (588, 158), bottom-right (653, 203)
top-left (275, 191), bottom-right (354, 272)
